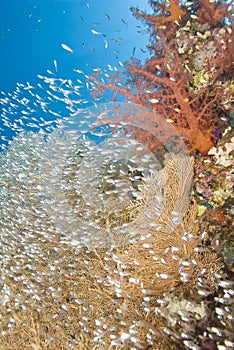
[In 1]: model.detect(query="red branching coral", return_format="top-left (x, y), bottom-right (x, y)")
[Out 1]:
top-left (90, 0), bottom-right (233, 155)
top-left (131, 0), bottom-right (187, 37)
top-left (197, 0), bottom-right (232, 26)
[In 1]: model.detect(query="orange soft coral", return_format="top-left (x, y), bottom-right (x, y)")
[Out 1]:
top-left (90, 0), bottom-right (233, 155)
top-left (197, 0), bottom-right (232, 26)
top-left (131, 0), bottom-right (187, 37)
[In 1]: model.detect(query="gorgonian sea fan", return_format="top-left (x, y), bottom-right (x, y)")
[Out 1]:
top-left (35, 102), bottom-right (193, 249)
top-left (0, 91), bottom-right (227, 349)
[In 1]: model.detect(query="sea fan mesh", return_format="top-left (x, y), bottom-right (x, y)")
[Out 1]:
top-left (0, 102), bottom-right (223, 349)
top-left (30, 103), bottom-right (193, 251)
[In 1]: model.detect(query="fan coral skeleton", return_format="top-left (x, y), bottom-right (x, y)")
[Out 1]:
top-left (0, 102), bottom-right (229, 349)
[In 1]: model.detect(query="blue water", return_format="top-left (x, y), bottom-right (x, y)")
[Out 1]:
top-left (0, 0), bottom-right (150, 151)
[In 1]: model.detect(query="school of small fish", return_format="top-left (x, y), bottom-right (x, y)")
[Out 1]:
top-left (0, 2), bottom-right (233, 350)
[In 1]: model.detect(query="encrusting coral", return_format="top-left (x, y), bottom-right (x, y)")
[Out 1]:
top-left (194, 126), bottom-right (234, 275)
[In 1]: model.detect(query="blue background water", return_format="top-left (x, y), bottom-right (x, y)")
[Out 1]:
top-left (0, 0), bottom-right (150, 150)
top-left (0, 0), bottom-right (149, 92)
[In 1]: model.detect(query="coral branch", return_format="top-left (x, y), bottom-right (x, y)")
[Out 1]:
top-left (131, 0), bottom-right (187, 37)
top-left (90, 0), bottom-right (233, 154)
